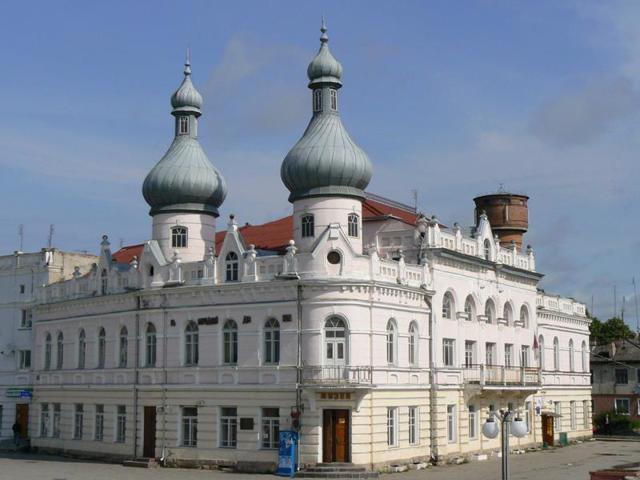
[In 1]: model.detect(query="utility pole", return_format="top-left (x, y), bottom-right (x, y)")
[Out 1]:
top-left (633, 278), bottom-right (639, 334)
top-left (18, 224), bottom-right (24, 252)
top-left (614, 285), bottom-right (617, 320)
top-left (47, 224), bottom-right (55, 248)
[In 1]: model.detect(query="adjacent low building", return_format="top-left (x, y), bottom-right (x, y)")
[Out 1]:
top-left (28, 23), bottom-right (591, 471)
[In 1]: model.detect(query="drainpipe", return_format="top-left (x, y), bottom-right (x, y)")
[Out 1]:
top-left (160, 294), bottom-right (168, 465)
top-left (426, 297), bottom-right (438, 463)
top-left (369, 281), bottom-right (374, 469)
top-left (296, 281), bottom-right (303, 469)
top-left (133, 293), bottom-right (141, 458)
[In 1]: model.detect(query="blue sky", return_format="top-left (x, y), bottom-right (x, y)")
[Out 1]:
top-left (1, 1), bottom-right (639, 325)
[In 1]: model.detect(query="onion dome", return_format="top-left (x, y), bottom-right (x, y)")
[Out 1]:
top-left (307, 20), bottom-right (343, 88)
top-left (170, 54), bottom-right (203, 113)
top-left (281, 21), bottom-right (372, 203)
top-left (143, 54), bottom-right (227, 217)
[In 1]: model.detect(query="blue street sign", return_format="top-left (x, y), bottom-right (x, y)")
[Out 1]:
top-left (276, 430), bottom-right (298, 477)
top-left (19, 390), bottom-right (32, 398)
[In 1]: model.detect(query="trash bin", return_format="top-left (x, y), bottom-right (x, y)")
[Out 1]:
top-left (559, 432), bottom-right (568, 446)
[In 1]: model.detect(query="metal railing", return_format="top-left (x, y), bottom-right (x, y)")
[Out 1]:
top-left (301, 366), bottom-right (373, 385)
top-left (463, 364), bottom-right (540, 387)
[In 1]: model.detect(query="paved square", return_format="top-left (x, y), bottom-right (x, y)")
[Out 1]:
top-left (0, 440), bottom-right (637, 480)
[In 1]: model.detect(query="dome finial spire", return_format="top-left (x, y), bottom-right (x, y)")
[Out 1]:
top-left (320, 17), bottom-right (328, 44)
top-left (184, 47), bottom-right (192, 76)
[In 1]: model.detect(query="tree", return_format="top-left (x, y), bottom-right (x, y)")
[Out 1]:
top-left (590, 316), bottom-right (634, 345)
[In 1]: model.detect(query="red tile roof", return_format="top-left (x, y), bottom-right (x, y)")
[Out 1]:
top-left (112, 243), bottom-right (144, 264)
top-left (113, 196), bottom-right (420, 259)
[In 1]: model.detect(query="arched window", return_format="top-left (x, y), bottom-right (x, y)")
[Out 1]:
top-left (442, 292), bottom-right (455, 320)
top-left (313, 89), bottom-right (322, 112)
top-left (146, 323), bottom-right (157, 367)
top-left (484, 299), bottom-right (495, 324)
top-left (97, 328), bottom-right (106, 368)
top-left (301, 214), bottom-right (314, 238)
top-left (519, 306), bottom-right (529, 328)
top-left (408, 322), bottom-right (418, 366)
top-left (568, 339), bottom-right (575, 372)
top-left (484, 239), bottom-right (491, 261)
top-left (225, 252), bottom-right (239, 282)
top-left (330, 89), bottom-right (338, 110)
top-left (179, 116), bottom-right (189, 135)
top-left (171, 226), bottom-right (188, 248)
top-left (264, 318), bottom-right (280, 365)
top-left (101, 268), bottom-right (108, 295)
top-left (223, 319), bottom-right (238, 365)
top-left (503, 303), bottom-right (513, 326)
top-left (553, 337), bottom-right (560, 371)
top-left (538, 335), bottom-right (545, 370)
top-left (325, 317), bottom-right (347, 365)
top-left (348, 213), bottom-right (359, 237)
top-left (581, 341), bottom-right (588, 372)
top-left (44, 333), bottom-right (52, 370)
top-left (119, 327), bottom-right (128, 368)
top-left (386, 320), bottom-right (397, 365)
top-left (185, 321), bottom-right (199, 366)
top-left (78, 330), bottom-right (86, 369)
top-left (464, 296), bottom-right (476, 321)
top-left (56, 332), bottom-right (64, 369)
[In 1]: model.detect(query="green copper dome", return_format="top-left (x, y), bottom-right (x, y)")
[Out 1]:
top-left (281, 22), bottom-right (372, 202)
top-left (143, 55), bottom-right (227, 217)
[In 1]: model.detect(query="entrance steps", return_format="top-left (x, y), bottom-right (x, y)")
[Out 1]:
top-left (296, 463), bottom-right (379, 479)
top-left (123, 458), bottom-right (157, 468)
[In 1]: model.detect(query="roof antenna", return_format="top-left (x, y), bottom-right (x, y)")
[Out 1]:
top-left (47, 224), bottom-right (55, 248)
top-left (184, 46), bottom-right (191, 76)
top-left (18, 224), bottom-right (24, 252)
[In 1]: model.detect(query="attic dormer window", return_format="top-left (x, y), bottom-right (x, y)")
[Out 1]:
top-left (301, 214), bottom-right (314, 238)
top-left (171, 226), bottom-right (188, 248)
top-left (484, 239), bottom-right (491, 261)
top-left (330, 89), bottom-right (337, 111)
top-left (347, 213), bottom-right (359, 237)
top-left (313, 90), bottom-right (322, 112)
top-left (179, 116), bottom-right (189, 135)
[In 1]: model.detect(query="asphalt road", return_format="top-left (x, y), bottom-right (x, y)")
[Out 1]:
top-left (0, 439), bottom-right (638, 480)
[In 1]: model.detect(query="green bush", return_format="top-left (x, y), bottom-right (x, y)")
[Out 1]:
top-left (593, 411), bottom-right (639, 434)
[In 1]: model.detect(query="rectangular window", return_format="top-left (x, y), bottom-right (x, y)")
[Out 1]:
top-left (570, 401), bottom-right (576, 430)
top-left (313, 90), bottom-right (322, 112)
top-left (301, 215), bottom-right (314, 238)
top-left (464, 341), bottom-right (476, 368)
top-left (182, 407), bottom-right (198, 447)
top-left (220, 407), bottom-right (237, 448)
top-left (583, 400), bottom-right (590, 429)
top-left (386, 407), bottom-right (397, 446)
top-left (504, 344), bottom-right (513, 367)
top-left (521, 345), bottom-right (530, 367)
top-left (615, 368), bottom-right (629, 385)
top-left (19, 284), bottom-right (25, 294)
top-left (95, 405), bottom-right (104, 441)
top-left (330, 89), bottom-right (337, 110)
top-left (347, 214), bottom-right (359, 237)
top-left (261, 407), bottom-right (280, 449)
top-left (524, 401), bottom-right (531, 434)
top-left (443, 338), bottom-right (455, 367)
top-left (408, 406), bottom-right (419, 445)
top-left (74, 404), bottom-right (83, 440)
top-left (447, 405), bottom-right (457, 443)
top-left (116, 405), bottom-right (126, 443)
top-left (19, 350), bottom-right (31, 369)
top-left (52, 404), bottom-right (60, 438)
top-left (485, 342), bottom-right (496, 365)
top-left (20, 309), bottom-right (32, 329)
top-left (40, 404), bottom-right (49, 437)
top-left (554, 402), bottom-right (561, 431)
top-left (615, 398), bottom-right (630, 415)
top-left (468, 405), bottom-right (477, 440)
top-left (179, 116), bottom-right (189, 134)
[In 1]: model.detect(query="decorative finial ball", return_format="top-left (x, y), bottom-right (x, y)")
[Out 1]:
top-left (102, 234), bottom-right (108, 241)
top-left (229, 214), bottom-right (235, 220)
top-left (289, 239), bottom-right (295, 246)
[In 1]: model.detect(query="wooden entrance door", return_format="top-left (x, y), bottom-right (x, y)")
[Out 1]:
top-left (143, 406), bottom-right (157, 458)
top-left (322, 409), bottom-right (350, 463)
top-left (542, 415), bottom-right (554, 446)
top-left (15, 404), bottom-right (29, 438)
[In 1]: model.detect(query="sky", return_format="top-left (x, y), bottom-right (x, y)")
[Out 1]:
top-left (0, 1), bottom-right (639, 325)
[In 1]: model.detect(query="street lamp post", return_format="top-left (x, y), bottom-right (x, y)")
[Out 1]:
top-left (482, 409), bottom-right (527, 480)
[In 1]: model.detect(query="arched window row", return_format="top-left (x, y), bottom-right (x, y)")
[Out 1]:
top-left (538, 335), bottom-right (589, 372)
top-left (442, 292), bottom-right (530, 328)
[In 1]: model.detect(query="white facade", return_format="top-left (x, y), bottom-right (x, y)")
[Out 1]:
top-left (0, 249), bottom-right (96, 441)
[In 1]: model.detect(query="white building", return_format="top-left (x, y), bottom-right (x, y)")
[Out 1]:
top-left (0, 249), bottom-right (96, 442)
top-left (29, 24), bottom-right (591, 471)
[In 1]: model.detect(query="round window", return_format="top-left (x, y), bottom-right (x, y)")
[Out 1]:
top-left (327, 251), bottom-right (341, 265)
